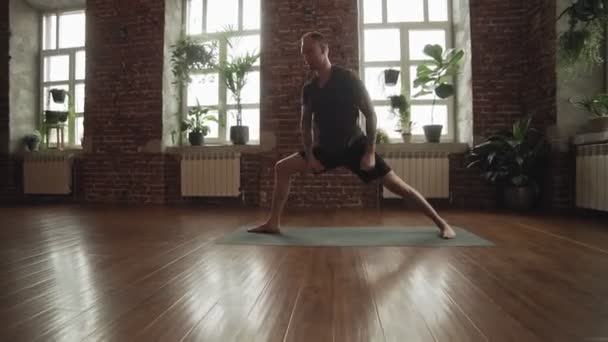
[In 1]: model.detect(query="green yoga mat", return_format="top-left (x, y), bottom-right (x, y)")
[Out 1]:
top-left (216, 226), bottom-right (493, 247)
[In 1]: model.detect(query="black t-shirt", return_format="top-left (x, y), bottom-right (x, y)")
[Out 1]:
top-left (302, 65), bottom-right (366, 153)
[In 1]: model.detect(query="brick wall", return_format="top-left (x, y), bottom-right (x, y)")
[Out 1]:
top-left (0, 0), bottom-right (8, 156)
top-left (82, 0), bottom-right (168, 203)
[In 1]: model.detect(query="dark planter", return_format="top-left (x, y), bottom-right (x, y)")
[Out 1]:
top-left (503, 186), bottom-right (537, 211)
top-left (188, 131), bottom-right (204, 146)
top-left (44, 110), bottom-right (68, 124)
top-left (423, 125), bottom-right (443, 143)
top-left (25, 139), bottom-right (40, 151)
top-left (384, 69), bottom-right (400, 86)
top-left (230, 126), bottom-right (249, 145)
top-left (50, 89), bottom-right (67, 103)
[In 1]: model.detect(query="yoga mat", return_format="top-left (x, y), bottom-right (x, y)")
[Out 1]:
top-left (216, 226), bottom-right (493, 247)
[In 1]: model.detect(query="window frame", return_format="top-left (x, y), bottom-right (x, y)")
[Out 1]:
top-left (183, 0), bottom-right (261, 145)
top-left (39, 9), bottom-right (86, 148)
top-left (358, 0), bottom-right (455, 143)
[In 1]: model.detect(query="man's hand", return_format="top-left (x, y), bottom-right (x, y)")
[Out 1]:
top-left (307, 155), bottom-right (325, 173)
top-left (360, 151), bottom-right (375, 171)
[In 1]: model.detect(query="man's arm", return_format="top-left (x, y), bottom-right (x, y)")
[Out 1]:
top-left (358, 82), bottom-right (377, 154)
top-left (301, 102), bottom-right (314, 158)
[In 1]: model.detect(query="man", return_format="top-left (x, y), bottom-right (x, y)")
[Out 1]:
top-left (248, 31), bottom-right (456, 239)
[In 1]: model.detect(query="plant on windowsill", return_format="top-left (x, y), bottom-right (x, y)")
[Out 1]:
top-left (388, 93), bottom-right (414, 143)
top-left (465, 115), bottom-right (551, 211)
top-left (375, 128), bottom-right (390, 144)
top-left (23, 130), bottom-right (42, 152)
top-left (556, 0), bottom-right (607, 73)
top-left (180, 104), bottom-right (218, 146)
top-left (44, 88), bottom-right (70, 124)
top-left (413, 44), bottom-right (464, 143)
top-left (218, 50), bottom-right (260, 145)
top-left (569, 93), bottom-right (608, 133)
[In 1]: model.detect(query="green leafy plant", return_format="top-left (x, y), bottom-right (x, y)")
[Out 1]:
top-left (569, 93), bottom-right (608, 117)
top-left (218, 51), bottom-right (260, 126)
top-left (413, 44), bottom-right (464, 123)
top-left (170, 37), bottom-right (217, 86)
top-left (465, 116), bottom-right (550, 188)
top-left (557, 0), bottom-right (608, 71)
top-left (23, 130), bottom-right (42, 151)
top-left (388, 93), bottom-right (413, 134)
top-left (375, 128), bottom-right (390, 144)
top-left (180, 105), bottom-right (218, 136)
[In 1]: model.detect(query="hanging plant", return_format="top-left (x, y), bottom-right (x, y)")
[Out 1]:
top-left (170, 37), bottom-right (217, 86)
top-left (557, 0), bottom-right (608, 71)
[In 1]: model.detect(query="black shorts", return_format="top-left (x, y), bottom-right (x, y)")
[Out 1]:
top-left (298, 137), bottom-right (392, 183)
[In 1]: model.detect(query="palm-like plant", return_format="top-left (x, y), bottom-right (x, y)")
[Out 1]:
top-left (218, 52), bottom-right (260, 126)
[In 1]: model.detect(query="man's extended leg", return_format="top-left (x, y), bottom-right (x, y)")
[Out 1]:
top-left (248, 152), bottom-right (309, 234)
top-left (381, 171), bottom-right (456, 239)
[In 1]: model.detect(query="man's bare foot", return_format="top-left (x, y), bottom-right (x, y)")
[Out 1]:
top-left (247, 221), bottom-right (280, 234)
top-left (439, 223), bottom-right (456, 239)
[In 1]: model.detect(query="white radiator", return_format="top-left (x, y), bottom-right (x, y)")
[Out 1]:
top-left (382, 151), bottom-right (450, 198)
top-left (23, 153), bottom-right (73, 194)
top-left (180, 151), bottom-right (241, 197)
top-left (576, 143), bottom-right (608, 212)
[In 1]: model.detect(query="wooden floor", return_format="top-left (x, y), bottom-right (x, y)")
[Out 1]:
top-left (0, 204), bottom-right (607, 342)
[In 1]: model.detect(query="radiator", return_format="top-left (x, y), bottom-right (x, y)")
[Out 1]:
top-left (576, 143), bottom-right (608, 212)
top-left (180, 151), bottom-right (241, 197)
top-left (23, 153), bottom-right (73, 194)
top-left (382, 151), bottom-right (450, 198)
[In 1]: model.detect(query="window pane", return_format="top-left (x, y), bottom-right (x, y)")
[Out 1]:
top-left (364, 29), bottom-right (400, 61)
top-left (410, 65), bottom-right (434, 100)
top-left (43, 14), bottom-right (57, 50)
top-left (227, 108), bottom-right (259, 141)
top-left (375, 105), bottom-right (401, 140)
top-left (76, 116), bottom-right (84, 146)
top-left (363, 0), bottom-right (382, 23)
top-left (409, 30), bottom-right (446, 60)
top-left (227, 71), bottom-right (259, 104)
top-left (43, 85), bottom-right (69, 111)
top-left (364, 67), bottom-right (401, 101)
top-left (75, 51), bottom-right (86, 80)
top-left (387, 0), bottom-right (423, 22)
top-left (75, 84), bottom-right (85, 113)
top-left (228, 35), bottom-right (260, 66)
top-left (428, 0), bottom-right (449, 21)
top-left (243, 0), bottom-right (260, 30)
top-left (411, 104), bottom-right (448, 135)
top-left (188, 73), bottom-right (218, 106)
top-left (44, 55), bottom-right (70, 82)
top-left (59, 11), bottom-right (85, 48)
top-left (187, 0), bottom-right (203, 35)
top-left (207, 0), bottom-right (238, 33)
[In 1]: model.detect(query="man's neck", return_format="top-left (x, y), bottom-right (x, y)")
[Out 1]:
top-left (315, 60), bottom-right (332, 80)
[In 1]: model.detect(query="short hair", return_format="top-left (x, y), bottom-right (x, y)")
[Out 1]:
top-left (301, 31), bottom-right (328, 51)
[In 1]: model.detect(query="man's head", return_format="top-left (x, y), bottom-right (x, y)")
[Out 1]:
top-left (300, 31), bottom-right (329, 70)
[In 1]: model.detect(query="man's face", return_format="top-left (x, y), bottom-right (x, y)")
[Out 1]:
top-left (301, 37), bottom-right (326, 70)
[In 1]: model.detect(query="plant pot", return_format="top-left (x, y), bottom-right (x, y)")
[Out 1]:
top-left (230, 126), bottom-right (249, 145)
top-left (384, 69), bottom-right (400, 86)
top-left (188, 131), bottom-right (204, 146)
top-left (401, 132), bottom-right (412, 143)
top-left (586, 116), bottom-right (608, 133)
top-left (44, 110), bottom-right (68, 124)
top-left (50, 89), bottom-right (67, 103)
top-left (423, 125), bottom-right (443, 143)
top-left (503, 186), bottom-right (537, 211)
top-left (25, 140), bottom-right (40, 151)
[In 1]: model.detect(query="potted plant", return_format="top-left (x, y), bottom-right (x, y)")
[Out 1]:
top-left (465, 115), bottom-right (550, 210)
top-left (384, 68), bottom-right (400, 86)
top-left (413, 44), bottom-right (464, 143)
top-left (180, 105), bottom-right (218, 146)
top-left (218, 51), bottom-right (260, 145)
top-left (557, 0), bottom-right (607, 72)
top-left (388, 93), bottom-right (413, 142)
top-left (50, 88), bottom-right (67, 103)
top-left (23, 130), bottom-right (42, 151)
top-left (375, 128), bottom-right (390, 144)
top-left (569, 93), bottom-right (608, 132)
top-left (45, 88), bottom-right (70, 124)
top-left (170, 37), bottom-right (217, 86)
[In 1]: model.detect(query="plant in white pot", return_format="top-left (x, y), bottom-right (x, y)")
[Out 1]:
top-left (569, 93), bottom-right (608, 133)
top-left (413, 44), bottom-right (464, 143)
top-left (388, 93), bottom-right (413, 142)
top-left (218, 51), bottom-right (260, 145)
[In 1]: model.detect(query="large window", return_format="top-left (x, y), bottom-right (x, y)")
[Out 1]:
top-left (185, 0), bottom-right (261, 144)
top-left (359, 0), bottom-right (454, 142)
top-left (40, 10), bottom-right (86, 147)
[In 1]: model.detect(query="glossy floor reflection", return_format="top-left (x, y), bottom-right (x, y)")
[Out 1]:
top-left (0, 204), bottom-right (606, 341)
